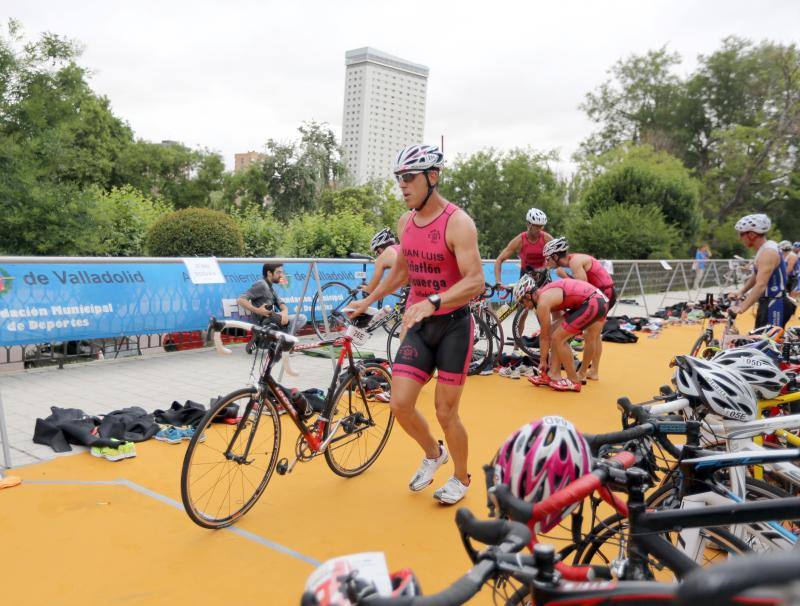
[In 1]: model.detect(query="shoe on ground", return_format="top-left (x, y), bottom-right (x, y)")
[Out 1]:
top-left (498, 366), bottom-right (520, 379)
top-left (155, 426), bottom-right (184, 444)
top-left (409, 441), bottom-right (449, 492)
top-left (181, 426), bottom-right (206, 443)
top-left (528, 374), bottom-right (552, 387)
top-left (433, 475), bottom-right (470, 505)
top-left (550, 378), bottom-right (581, 392)
top-left (91, 441), bottom-right (136, 461)
top-left (518, 365), bottom-right (535, 377)
top-left (479, 366), bottom-right (494, 376)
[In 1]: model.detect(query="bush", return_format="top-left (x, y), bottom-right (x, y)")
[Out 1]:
top-left (146, 208), bottom-right (244, 257)
top-left (229, 206), bottom-right (285, 257)
top-left (567, 204), bottom-right (679, 259)
top-left (581, 147), bottom-right (700, 242)
top-left (284, 211), bottom-right (372, 258)
top-left (88, 185), bottom-right (171, 256)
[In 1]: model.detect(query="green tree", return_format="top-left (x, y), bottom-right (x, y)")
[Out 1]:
top-left (580, 145), bottom-right (701, 244)
top-left (146, 208), bottom-right (244, 257)
top-left (567, 204), bottom-right (679, 259)
top-left (438, 148), bottom-right (568, 257)
top-left (317, 181), bottom-right (405, 231)
top-left (87, 185), bottom-right (171, 256)
top-left (229, 206), bottom-right (285, 257)
top-left (283, 211), bottom-right (372, 258)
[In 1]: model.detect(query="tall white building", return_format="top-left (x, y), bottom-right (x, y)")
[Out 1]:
top-left (341, 47), bottom-right (429, 184)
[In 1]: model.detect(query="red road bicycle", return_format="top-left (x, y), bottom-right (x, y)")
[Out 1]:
top-left (180, 317), bottom-right (394, 529)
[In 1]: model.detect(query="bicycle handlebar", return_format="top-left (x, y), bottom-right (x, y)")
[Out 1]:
top-left (207, 316), bottom-right (298, 355)
top-left (354, 509), bottom-right (529, 606)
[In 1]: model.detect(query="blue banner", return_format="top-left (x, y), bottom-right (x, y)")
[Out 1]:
top-left (0, 258), bottom-right (530, 346)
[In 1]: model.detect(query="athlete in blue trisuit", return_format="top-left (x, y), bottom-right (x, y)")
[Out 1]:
top-left (730, 214), bottom-right (793, 328)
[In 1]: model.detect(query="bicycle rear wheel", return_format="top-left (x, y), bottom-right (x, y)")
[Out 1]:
top-left (324, 363), bottom-right (394, 477)
top-left (467, 312), bottom-right (493, 375)
top-left (511, 306), bottom-right (539, 360)
top-left (311, 281), bottom-right (357, 340)
top-left (386, 317), bottom-right (403, 361)
top-left (482, 307), bottom-right (505, 362)
top-left (181, 388), bottom-right (281, 529)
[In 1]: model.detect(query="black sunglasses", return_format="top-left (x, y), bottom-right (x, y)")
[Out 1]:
top-left (395, 171), bottom-right (422, 184)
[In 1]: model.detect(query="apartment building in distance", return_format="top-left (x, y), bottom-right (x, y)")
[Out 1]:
top-left (234, 151), bottom-right (265, 172)
top-left (341, 47), bottom-right (429, 184)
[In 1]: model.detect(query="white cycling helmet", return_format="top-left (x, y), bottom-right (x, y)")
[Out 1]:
top-left (513, 274), bottom-right (539, 302)
top-left (370, 228), bottom-right (396, 253)
top-left (734, 213), bottom-right (771, 234)
top-left (779, 240), bottom-right (793, 251)
top-left (393, 144), bottom-right (444, 174)
top-left (671, 355), bottom-right (757, 422)
top-left (526, 208), bottom-right (547, 226)
top-left (543, 237), bottom-right (569, 258)
top-left (711, 348), bottom-right (788, 400)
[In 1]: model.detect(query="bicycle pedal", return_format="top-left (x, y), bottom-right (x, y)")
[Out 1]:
top-left (276, 457), bottom-right (289, 475)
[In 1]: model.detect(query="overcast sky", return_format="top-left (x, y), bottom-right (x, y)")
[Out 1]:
top-left (5, 1), bottom-right (800, 175)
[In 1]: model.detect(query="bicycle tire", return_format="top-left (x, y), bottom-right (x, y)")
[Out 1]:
top-left (181, 388), bottom-right (281, 529)
top-left (311, 281), bottom-right (357, 340)
top-left (467, 311), bottom-right (494, 375)
top-left (324, 363), bottom-right (394, 477)
top-left (482, 307), bottom-right (505, 361)
top-left (511, 306), bottom-right (538, 359)
top-left (386, 317), bottom-right (402, 361)
top-left (689, 332), bottom-right (710, 357)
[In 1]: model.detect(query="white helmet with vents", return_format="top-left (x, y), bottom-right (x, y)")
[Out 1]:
top-left (672, 355), bottom-right (757, 421)
top-left (526, 208), bottom-right (547, 226)
top-left (513, 274), bottom-right (539, 302)
top-left (393, 145), bottom-right (444, 174)
top-left (734, 214), bottom-right (771, 234)
top-left (711, 348), bottom-right (788, 400)
top-left (543, 237), bottom-right (569, 258)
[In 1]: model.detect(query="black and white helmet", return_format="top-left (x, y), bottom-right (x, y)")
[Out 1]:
top-left (734, 213), bottom-right (771, 234)
top-left (526, 208), bottom-right (547, 226)
top-left (711, 348), bottom-right (788, 400)
top-left (370, 228), bottom-right (396, 253)
top-left (513, 274), bottom-right (539, 302)
top-left (543, 237), bottom-right (569, 258)
top-left (671, 355), bottom-right (757, 422)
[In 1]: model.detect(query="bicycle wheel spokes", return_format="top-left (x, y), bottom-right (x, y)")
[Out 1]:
top-left (324, 364), bottom-right (394, 477)
top-left (181, 390), bottom-right (281, 529)
top-left (311, 281), bottom-right (356, 340)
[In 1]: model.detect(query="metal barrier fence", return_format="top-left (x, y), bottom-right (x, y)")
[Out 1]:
top-left (0, 256), bottom-right (749, 370)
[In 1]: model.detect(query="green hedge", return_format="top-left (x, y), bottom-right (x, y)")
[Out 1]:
top-left (146, 208), bottom-right (244, 257)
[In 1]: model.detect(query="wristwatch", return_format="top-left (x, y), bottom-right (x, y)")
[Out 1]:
top-left (427, 294), bottom-right (442, 311)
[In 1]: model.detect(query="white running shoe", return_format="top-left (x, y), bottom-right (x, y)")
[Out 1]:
top-left (409, 441), bottom-right (449, 492)
top-left (433, 475), bottom-right (470, 505)
top-left (518, 365), bottom-right (535, 377)
top-left (498, 366), bottom-right (520, 379)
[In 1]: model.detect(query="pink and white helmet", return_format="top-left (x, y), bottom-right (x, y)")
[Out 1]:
top-left (393, 145), bottom-right (444, 174)
top-left (493, 416), bottom-right (591, 534)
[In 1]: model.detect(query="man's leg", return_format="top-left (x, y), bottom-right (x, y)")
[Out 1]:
top-left (581, 321), bottom-right (603, 380)
top-left (433, 381), bottom-right (468, 484)
top-left (547, 319), bottom-right (564, 378)
top-left (551, 326), bottom-right (578, 383)
top-left (389, 376), bottom-right (440, 459)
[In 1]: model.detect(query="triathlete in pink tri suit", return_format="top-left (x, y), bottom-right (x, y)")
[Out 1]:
top-left (513, 275), bottom-right (608, 392)
top-left (361, 229), bottom-right (401, 295)
top-left (347, 144), bottom-right (484, 506)
top-left (543, 237), bottom-right (614, 381)
top-left (493, 207), bottom-right (554, 285)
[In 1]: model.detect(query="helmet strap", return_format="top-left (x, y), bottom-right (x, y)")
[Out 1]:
top-left (416, 171), bottom-right (436, 211)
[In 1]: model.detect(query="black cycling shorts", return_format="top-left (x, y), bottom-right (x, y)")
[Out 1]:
top-left (393, 307), bottom-right (473, 387)
top-left (561, 294), bottom-right (609, 335)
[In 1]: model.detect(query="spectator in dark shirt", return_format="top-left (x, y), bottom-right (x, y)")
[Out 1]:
top-left (238, 263), bottom-right (307, 333)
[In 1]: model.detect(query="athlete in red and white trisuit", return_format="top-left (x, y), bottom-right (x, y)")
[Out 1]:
top-left (513, 275), bottom-right (609, 392)
top-left (543, 237), bottom-right (615, 381)
top-left (493, 207), bottom-right (553, 286)
top-left (348, 145), bottom-right (484, 505)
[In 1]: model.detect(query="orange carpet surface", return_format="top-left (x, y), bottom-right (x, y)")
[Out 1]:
top-left (0, 316), bottom-right (779, 605)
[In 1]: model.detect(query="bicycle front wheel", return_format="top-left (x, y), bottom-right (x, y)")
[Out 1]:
top-left (386, 317), bottom-right (403, 362)
top-left (511, 306), bottom-right (540, 360)
top-left (181, 388), bottom-right (281, 529)
top-left (311, 281), bottom-right (357, 340)
top-left (467, 312), bottom-right (493, 375)
top-left (324, 363), bottom-right (394, 477)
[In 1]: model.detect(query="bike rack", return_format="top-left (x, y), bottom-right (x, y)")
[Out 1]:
top-left (611, 263), bottom-right (650, 317)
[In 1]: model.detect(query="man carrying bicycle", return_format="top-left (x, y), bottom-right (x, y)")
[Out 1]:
top-left (361, 228), bottom-right (400, 295)
top-left (348, 144), bottom-right (484, 505)
top-left (730, 214), bottom-right (793, 328)
top-left (493, 207), bottom-right (553, 287)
